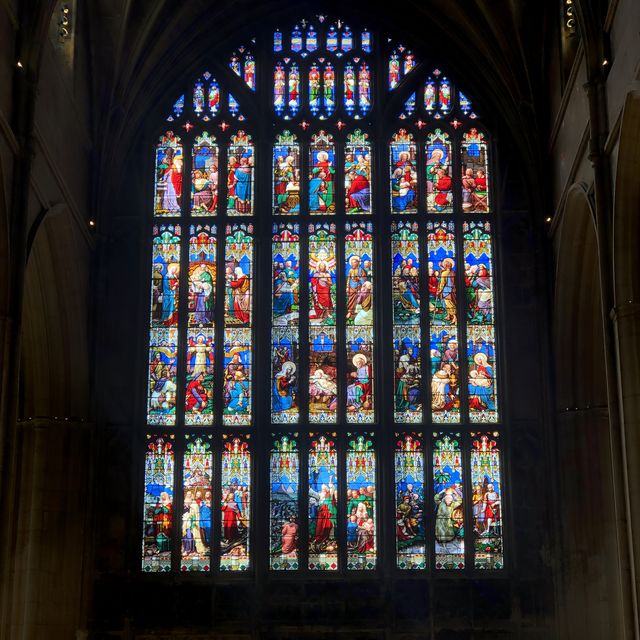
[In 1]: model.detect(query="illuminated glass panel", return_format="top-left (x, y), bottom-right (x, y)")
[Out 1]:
top-left (273, 131), bottom-right (301, 215)
top-left (326, 25), bottom-right (338, 52)
top-left (181, 435), bottom-right (213, 571)
top-left (345, 221), bottom-right (374, 423)
top-left (270, 435), bottom-right (300, 570)
top-left (428, 221), bottom-right (460, 422)
top-left (220, 435), bottom-right (251, 571)
top-left (438, 77), bottom-right (452, 114)
top-left (227, 132), bottom-right (254, 215)
top-left (471, 432), bottom-right (504, 569)
top-left (223, 224), bottom-right (253, 426)
top-left (426, 130), bottom-right (453, 213)
top-left (425, 78), bottom-right (436, 113)
top-left (271, 223), bottom-right (300, 424)
top-left (309, 223), bottom-right (337, 423)
top-left (389, 52), bottom-right (400, 90)
top-left (344, 130), bottom-right (372, 214)
top-left (341, 26), bottom-right (353, 52)
top-left (404, 51), bottom-right (415, 74)
top-left (148, 224), bottom-right (180, 425)
top-left (291, 25), bottom-right (302, 53)
top-left (308, 433), bottom-right (338, 570)
top-left (193, 72), bottom-right (219, 120)
top-left (228, 94), bottom-right (244, 120)
top-left (391, 221), bottom-right (422, 423)
top-left (167, 94), bottom-right (184, 122)
top-left (229, 47), bottom-right (254, 90)
top-left (288, 63), bottom-right (301, 116)
top-left (389, 47), bottom-right (416, 89)
top-left (432, 432), bottom-right (464, 569)
top-left (208, 79), bottom-right (220, 117)
top-left (154, 132), bottom-right (183, 216)
top-left (191, 133), bottom-right (219, 216)
top-left (309, 63), bottom-right (321, 116)
top-left (395, 433), bottom-right (426, 569)
top-left (346, 433), bottom-right (376, 570)
top-left (322, 63), bottom-right (336, 118)
top-left (306, 26), bottom-right (318, 53)
top-left (459, 91), bottom-right (473, 116)
top-left (344, 62), bottom-right (356, 115)
top-left (274, 29), bottom-right (283, 52)
top-left (357, 63), bottom-right (371, 116)
top-left (400, 92), bottom-right (416, 119)
top-left (185, 225), bottom-right (216, 425)
top-left (142, 434), bottom-right (174, 572)
top-left (274, 62), bottom-right (286, 115)
top-left (244, 54), bottom-right (255, 90)
top-left (390, 130), bottom-right (417, 214)
top-left (461, 128), bottom-right (489, 213)
top-left (361, 30), bottom-right (371, 52)
top-left (309, 131), bottom-right (336, 214)
top-left (464, 221), bottom-right (498, 422)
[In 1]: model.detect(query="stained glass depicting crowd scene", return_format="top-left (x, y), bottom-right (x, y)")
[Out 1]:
top-left (270, 435), bottom-right (300, 570)
top-left (390, 130), bottom-right (418, 213)
top-left (461, 129), bottom-right (489, 213)
top-left (344, 131), bottom-right (372, 214)
top-left (428, 222), bottom-right (460, 423)
top-left (346, 435), bottom-right (376, 569)
top-left (220, 437), bottom-right (251, 571)
top-left (271, 224), bottom-right (300, 423)
top-left (191, 133), bottom-right (218, 215)
top-left (148, 224), bottom-right (181, 425)
top-left (185, 225), bottom-right (216, 425)
top-left (392, 222), bottom-right (422, 423)
top-left (273, 132), bottom-right (301, 214)
top-left (464, 221), bottom-right (498, 422)
top-left (345, 222), bottom-right (374, 423)
top-left (395, 434), bottom-right (426, 569)
top-left (308, 435), bottom-right (338, 570)
top-left (309, 132), bottom-right (336, 214)
top-left (227, 132), bottom-right (254, 215)
top-left (308, 224), bottom-right (337, 423)
top-left (142, 18), bottom-right (506, 575)
top-left (432, 433), bottom-right (465, 569)
top-left (181, 436), bottom-right (213, 571)
top-left (223, 225), bottom-right (253, 425)
top-left (471, 433), bottom-right (503, 569)
top-left (142, 436), bottom-right (174, 571)
top-left (154, 133), bottom-right (183, 216)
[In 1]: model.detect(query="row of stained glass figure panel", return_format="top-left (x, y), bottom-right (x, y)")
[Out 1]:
top-left (142, 433), bottom-right (504, 573)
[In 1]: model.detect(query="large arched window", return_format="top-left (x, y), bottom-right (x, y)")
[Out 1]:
top-left (142, 17), bottom-right (504, 575)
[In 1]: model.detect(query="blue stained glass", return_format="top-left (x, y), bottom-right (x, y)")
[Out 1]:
top-left (327, 26), bottom-right (338, 52)
top-left (291, 26), bottom-right (302, 52)
top-left (362, 31), bottom-right (371, 52)
top-left (274, 30), bottom-right (283, 52)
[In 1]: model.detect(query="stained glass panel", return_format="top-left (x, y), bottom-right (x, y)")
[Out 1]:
top-left (271, 223), bottom-right (300, 424)
top-left (309, 223), bottom-right (337, 423)
top-left (464, 221), bottom-right (498, 422)
top-left (154, 132), bottom-right (183, 216)
top-left (322, 63), bottom-right (336, 118)
top-left (346, 434), bottom-right (376, 570)
top-left (438, 77), bottom-right (452, 114)
top-left (390, 130), bottom-right (417, 214)
top-left (309, 434), bottom-right (338, 570)
top-left (142, 435), bottom-right (174, 572)
top-left (309, 131), bottom-right (335, 214)
top-left (358, 63), bottom-right (371, 115)
top-left (274, 62), bottom-right (286, 115)
top-left (428, 221), bottom-right (460, 422)
top-left (227, 132), bottom-right (254, 215)
top-left (345, 130), bottom-right (372, 214)
top-left (288, 63), bottom-right (301, 116)
top-left (392, 221), bottom-right (422, 423)
top-left (273, 131), bottom-right (300, 215)
top-left (432, 432), bottom-right (464, 569)
top-left (471, 432), bottom-right (504, 569)
top-left (344, 62), bottom-right (356, 115)
top-left (346, 222), bottom-right (374, 423)
top-left (426, 130), bottom-right (453, 213)
top-left (181, 435), bottom-right (213, 571)
top-left (309, 63), bottom-right (321, 116)
top-left (220, 435), bottom-right (251, 571)
top-left (223, 224), bottom-right (253, 426)
top-left (191, 133), bottom-right (219, 216)
top-left (461, 128), bottom-right (489, 212)
top-left (270, 435), bottom-right (299, 570)
top-left (395, 433), bottom-right (426, 569)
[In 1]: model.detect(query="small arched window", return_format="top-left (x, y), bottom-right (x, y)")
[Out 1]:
top-left (142, 17), bottom-right (504, 575)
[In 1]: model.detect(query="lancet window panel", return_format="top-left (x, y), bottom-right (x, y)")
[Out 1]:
top-left (141, 15), bottom-right (506, 577)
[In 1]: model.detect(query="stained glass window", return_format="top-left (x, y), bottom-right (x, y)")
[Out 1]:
top-left (220, 435), bottom-right (251, 571)
top-left (142, 435), bottom-right (175, 571)
top-left (395, 433), bottom-right (425, 569)
top-left (181, 435), bottom-right (213, 571)
top-left (471, 432), bottom-right (503, 569)
top-left (433, 432), bottom-right (464, 569)
top-left (346, 433), bottom-right (376, 569)
top-left (270, 435), bottom-right (300, 569)
top-left (309, 434), bottom-right (338, 570)
top-left (271, 223), bottom-right (300, 424)
top-left (143, 18), bottom-right (507, 577)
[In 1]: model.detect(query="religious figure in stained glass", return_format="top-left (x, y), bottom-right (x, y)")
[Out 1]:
top-left (154, 132), bottom-right (183, 216)
top-left (344, 130), bottom-right (372, 214)
top-left (390, 130), bottom-right (417, 213)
